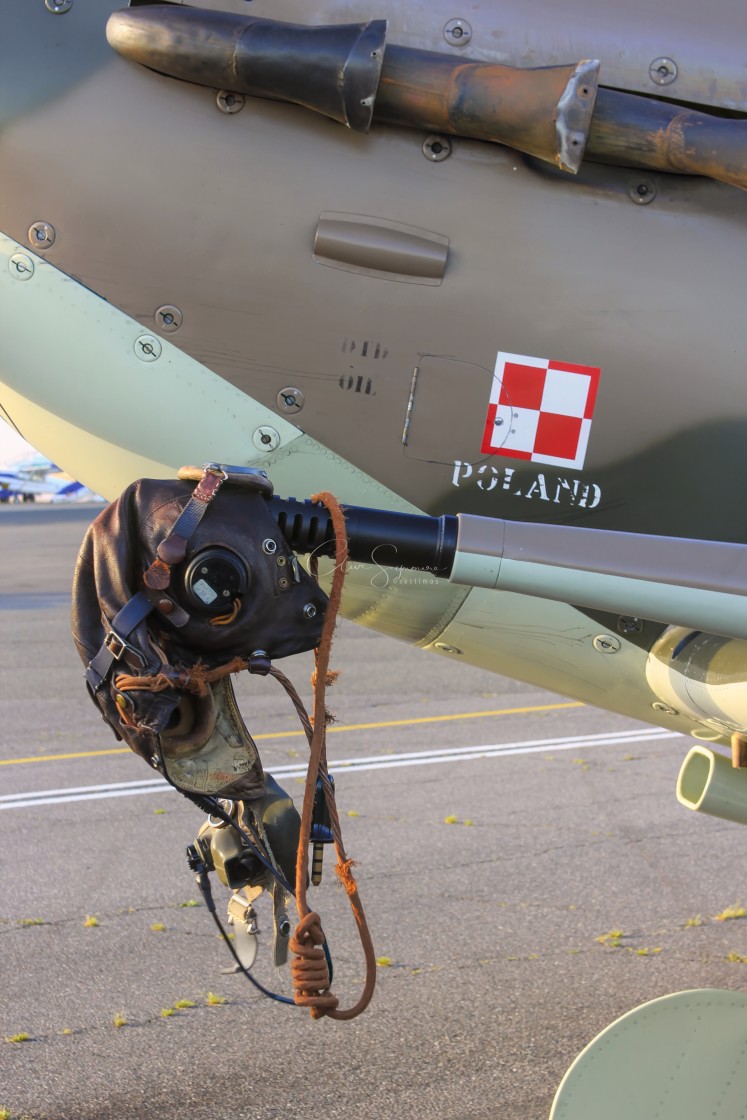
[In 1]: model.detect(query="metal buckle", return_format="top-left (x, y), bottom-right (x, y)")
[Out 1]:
top-left (203, 462), bottom-right (228, 480)
top-left (103, 629), bottom-right (127, 660)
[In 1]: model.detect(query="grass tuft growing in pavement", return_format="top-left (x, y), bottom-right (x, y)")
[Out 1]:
top-left (5, 1034), bottom-right (30, 1044)
top-left (595, 929), bottom-right (626, 948)
top-left (113, 1013), bottom-right (127, 1028)
top-left (713, 904), bottom-right (746, 922)
top-left (83, 915), bottom-right (99, 928)
top-left (206, 992), bottom-right (226, 1006)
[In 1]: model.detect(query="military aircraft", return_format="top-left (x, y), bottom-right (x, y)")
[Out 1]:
top-left (3, 0), bottom-right (747, 1102)
top-left (0, 456), bottom-right (85, 502)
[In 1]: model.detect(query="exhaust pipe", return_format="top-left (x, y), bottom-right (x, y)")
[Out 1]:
top-left (374, 48), bottom-right (598, 173)
top-left (107, 6), bottom-right (747, 190)
top-left (676, 746), bottom-right (747, 826)
top-left (106, 6), bottom-right (387, 133)
top-left (106, 5), bottom-right (599, 172)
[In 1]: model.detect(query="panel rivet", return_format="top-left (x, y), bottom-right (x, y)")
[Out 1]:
top-left (253, 426), bottom-right (280, 451)
top-left (45, 0), bottom-right (73, 12)
top-left (593, 634), bottom-right (621, 654)
top-left (444, 18), bottom-right (472, 46)
top-left (155, 305), bottom-right (183, 332)
top-left (423, 135), bottom-right (452, 162)
top-left (277, 387), bottom-right (305, 413)
top-left (217, 90), bottom-right (246, 114)
top-left (134, 335), bottom-right (162, 362)
top-left (649, 57), bottom-right (677, 85)
top-left (28, 222), bottom-right (55, 250)
top-left (9, 253), bottom-right (35, 281)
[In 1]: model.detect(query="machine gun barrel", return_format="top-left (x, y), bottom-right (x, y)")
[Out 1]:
top-left (269, 498), bottom-right (747, 641)
top-left (266, 497), bottom-right (458, 577)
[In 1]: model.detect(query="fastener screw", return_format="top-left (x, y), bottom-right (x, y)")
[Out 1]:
top-left (9, 254), bottom-right (35, 280)
top-left (252, 426), bottom-right (280, 452)
top-left (617, 615), bottom-right (643, 635)
top-left (28, 222), bottom-right (55, 249)
top-left (422, 135), bottom-right (452, 162)
top-left (593, 634), bottom-right (621, 654)
top-left (276, 387), bottom-right (305, 413)
top-left (628, 178), bottom-right (657, 205)
top-left (649, 57), bottom-right (677, 85)
top-left (217, 90), bottom-right (246, 114)
top-left (134, 335), bottom-right (162, 362)
top-left (155, 305), bottom-right (183, 332)
top-left (444, 18), bottom-right (472, 46)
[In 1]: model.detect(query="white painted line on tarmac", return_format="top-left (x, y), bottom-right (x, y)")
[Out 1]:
top-left (0, 727), bottom-right (681, 811)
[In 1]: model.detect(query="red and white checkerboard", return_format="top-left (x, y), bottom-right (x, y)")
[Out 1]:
top-left (481, 352), bottom-right (601, 468)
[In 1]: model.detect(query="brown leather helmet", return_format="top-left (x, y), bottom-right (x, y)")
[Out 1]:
top-left (72, 465), bottom-right (327, 796)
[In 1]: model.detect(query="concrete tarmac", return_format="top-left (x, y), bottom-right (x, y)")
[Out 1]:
top-left (1, 504), bottom-right (747, 1120)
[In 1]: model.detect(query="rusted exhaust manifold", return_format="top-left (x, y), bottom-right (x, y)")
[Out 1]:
top-left (587, 88), bottom-right (747, 193)
top-left (107, 6), bottom-right (747, 189)
top-left (376, 48), bottom-right (598, 173)
top-left (106, 5), bottom-right (599, 173)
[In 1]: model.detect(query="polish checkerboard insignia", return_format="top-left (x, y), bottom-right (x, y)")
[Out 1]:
top-left (481, 352), bottom-right (601, 469)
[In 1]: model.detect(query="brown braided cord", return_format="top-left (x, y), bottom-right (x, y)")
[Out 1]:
top-left (114, 657), bottom-right (248, 698)
top-left (292, 491), bottom-right (377, 1021)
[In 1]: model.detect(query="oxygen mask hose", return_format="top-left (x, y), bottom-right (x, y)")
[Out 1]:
top-left (290, 491), bottom-right (377, 1021)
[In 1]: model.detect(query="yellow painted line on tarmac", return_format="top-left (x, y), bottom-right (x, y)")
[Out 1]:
top-left (0, 701), bottom-right (583, 767)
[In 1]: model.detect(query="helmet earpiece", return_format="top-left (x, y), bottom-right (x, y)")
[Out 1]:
top-left (182, 546), bottom-right (250, 615)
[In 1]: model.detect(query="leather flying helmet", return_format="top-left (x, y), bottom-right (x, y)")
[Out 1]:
top-left (72, 465), bottom-right (327, 797)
